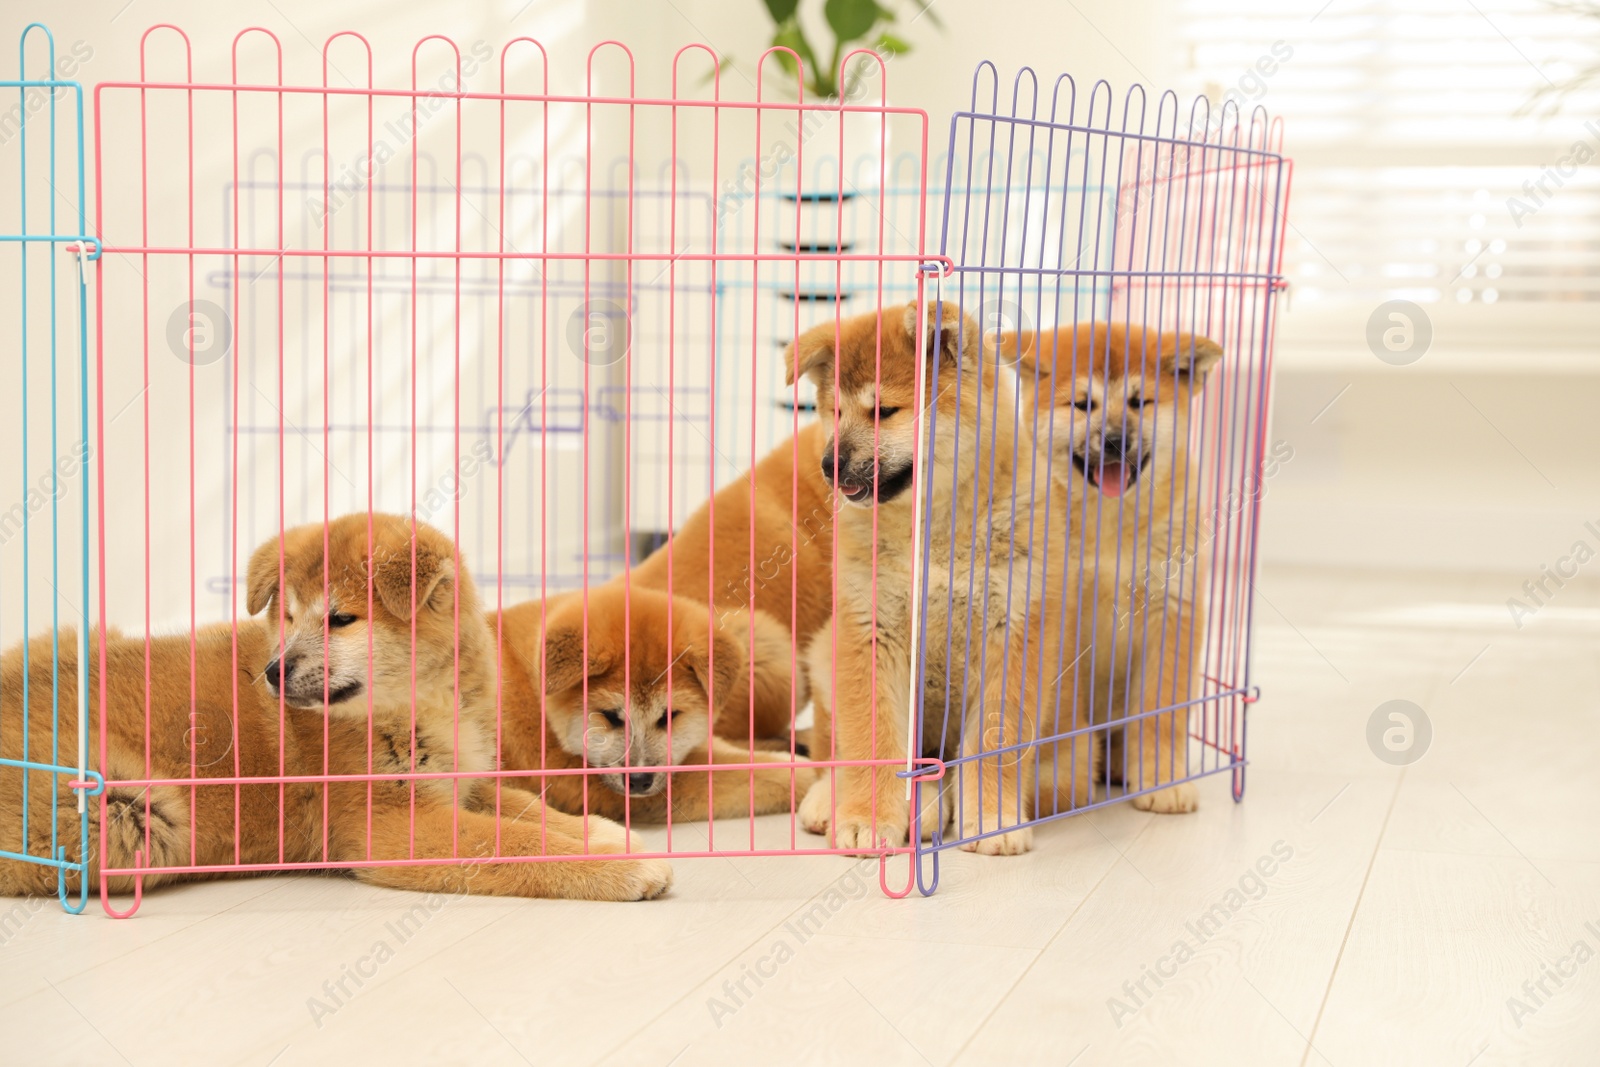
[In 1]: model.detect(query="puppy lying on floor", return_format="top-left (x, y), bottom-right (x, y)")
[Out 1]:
top-left (626, 418), bottom-right (836, 746)
top-left (1003, 322), bottom-right (1224, 815)
top-left (484, 414), bottom-right (837, 825)
top-left (492, 415), bottom-right (832, 767)
top-left (493, 584), bottom-right (818, 824)
top-left (0, 514), bottom-right (671, 902)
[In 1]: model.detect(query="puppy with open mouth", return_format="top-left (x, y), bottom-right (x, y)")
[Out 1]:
top-left (0, 513), bottom-right (672, 903)
top-left (790, 300), bottom-right (1098, 856)
top-left (1004, 321), bottom-right (1223, 814)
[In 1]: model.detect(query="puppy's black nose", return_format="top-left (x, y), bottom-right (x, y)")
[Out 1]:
top-left (1101, 435), bottom-right (1128, 461)
top-left (265, 658), bottom-right (282, 689)
top-left (819, 448), bottom-right (837, 484)
top-left (626, 772), bottom-right (655, 794)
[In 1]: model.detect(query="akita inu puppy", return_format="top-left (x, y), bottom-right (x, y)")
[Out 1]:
top-left (1004, 322), bottom-right (1223, 814)
top-left (627, 419), bottom-right (836, 746)
top-left (493, 583), bottom-right (817, 824)
top-left (0, 514), bottom-right (671, 903)
top-left (791, 302), bottom-right (1097, 856)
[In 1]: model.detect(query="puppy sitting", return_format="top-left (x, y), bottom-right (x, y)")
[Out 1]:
top-left (494, 583), bottom-right (818, 825)
top-left (1005, 322), bottom-right (1223, 814)
top-left (791, 302), bottom-right (1097, 856)
top-left (0, 514), bottom-right (671, 903)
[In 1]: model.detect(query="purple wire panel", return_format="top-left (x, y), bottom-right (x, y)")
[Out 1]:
top-left (911, 66), bottom-right (1291, 879)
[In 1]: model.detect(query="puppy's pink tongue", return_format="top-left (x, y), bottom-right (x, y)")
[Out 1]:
top-left (1094, 461), bottom-right (1129, 498)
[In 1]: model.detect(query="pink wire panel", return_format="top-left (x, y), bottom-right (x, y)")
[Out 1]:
top-left (82, 27), bottom-right (943, 917)
top-left (0, 25), bottom-right (1293, 917)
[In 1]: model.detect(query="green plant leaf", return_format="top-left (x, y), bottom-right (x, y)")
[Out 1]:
top-left (875, 31), bottom-right (911, 56)
top-left (769, 35), bottom-right (799, 80)
top-left (824, 0), bottom-right (883, 45)
top-left (763, 0), bottom-right (800, 24)
top-left (771, 19), bottom-right (818, 85)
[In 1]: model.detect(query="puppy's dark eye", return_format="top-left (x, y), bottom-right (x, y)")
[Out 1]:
top-left (598, 709), bottom-right (624, 729)
top-left (1071, 398), bottom-right (1094, 411)
top-left (655, 708), bottom-right (682, 729)
top-left (874, 406), bottom-right (900, 420)
top-left (327, 613), bottom-right (357, 628)
top-left (1126, 395), bottom-right (1148, 409)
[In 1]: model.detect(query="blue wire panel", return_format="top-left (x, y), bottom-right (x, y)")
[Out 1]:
top-left (0, 23), bottom-right (98, 914)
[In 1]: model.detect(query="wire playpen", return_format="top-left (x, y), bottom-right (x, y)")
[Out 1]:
top-left (0, 23), bottom-right (1290, 914)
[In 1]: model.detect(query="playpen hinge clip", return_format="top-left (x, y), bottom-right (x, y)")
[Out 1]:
top-left (896, 757), bottom-right (946, 783)
top-left (68, 770), bottom-right (106, 797)
top-left (1242, 686), bottom-right (1261, 705)
top-left (62, 238), bottom-right (101, 267)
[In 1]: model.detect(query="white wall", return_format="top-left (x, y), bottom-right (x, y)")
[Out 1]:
top-left (1261, 362), bottom-right (1600, 573)
top-left (0, 0), bottom-right (1182, 639)
top-left (13, 0), bottom-right (1570, 646)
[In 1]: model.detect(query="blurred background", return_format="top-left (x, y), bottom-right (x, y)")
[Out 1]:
top-left (2, 0), bottom-right (1597, 632)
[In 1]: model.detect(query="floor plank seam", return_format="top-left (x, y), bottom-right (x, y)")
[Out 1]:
top-left (0, 877), bottom-right (294, 1012)
top-left (591, 859), bottom-right (921, 1062)
top-left (945, 817), bottom-right (1156, 1064)
top-left (1297, 766), bottom-right (1407, 1067)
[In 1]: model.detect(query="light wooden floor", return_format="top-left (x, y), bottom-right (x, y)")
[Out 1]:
top-left (2, 565), bottom-right (1596, 1066)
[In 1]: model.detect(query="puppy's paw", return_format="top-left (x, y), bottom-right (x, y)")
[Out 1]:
top-left (779, 750), bottom-right (821, 788)
top-left (916, 785), bottom-right (950, 842)
top-left (612, 858), bottom-right (674, 901)
top-left (832, 811), bottom-right (908, 855)
top-left (793, 761), bottom-right (823, 792)
top-left (798, 775), bottom-right (834, 836)
top-left (1132, 782), bottom-right (1198, 814)
top-left (959, 825), bottom-right (1033, 856)
top-left (579, 814), bottom-right (637, 854)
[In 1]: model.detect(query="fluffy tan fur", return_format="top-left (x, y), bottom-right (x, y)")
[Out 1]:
top-left (0, 514), bottom-right (672, 903)
top-left (627, 420), bottom-right (836, 743)
top-left (790, 302), bottom-right (1098, 856)
top-left (491, 584), bottom-right (817, 824)
top-left (1005, 322), bottom-right (1222, 814)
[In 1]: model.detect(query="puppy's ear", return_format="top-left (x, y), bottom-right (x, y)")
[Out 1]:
top-left (534, 591), bottom-right (614, 694)
top-left (372, 533), bottom-right (456, 621)
top-left (537, 600), bottom-right (615, 694)
top-left (904, 300), bottom-right (979, 367)
top-left (245, 534), bottom-right (284, 616)
top-left (1167, 333), bottom-right (1225, 387)
top-left (682, 614), bottom-right (744, 711)
top-left (784, 320), bottom-right (837, 387)
top-left (998, 329), bottom-right (1039, 376)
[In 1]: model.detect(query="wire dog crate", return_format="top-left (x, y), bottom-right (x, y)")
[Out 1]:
top-left (0, 24), bottom-right (1289, 915)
